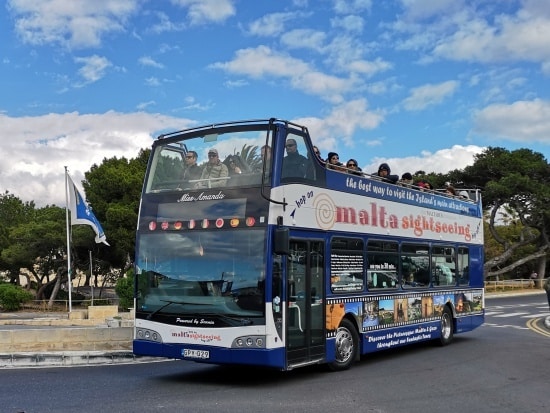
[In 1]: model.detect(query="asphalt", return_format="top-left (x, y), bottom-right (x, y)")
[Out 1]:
top-left (1, 290), bottom-right (548, 369)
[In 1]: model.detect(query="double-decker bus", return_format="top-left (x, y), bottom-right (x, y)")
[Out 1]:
top-left (133, 118), bottom-right (484, 371)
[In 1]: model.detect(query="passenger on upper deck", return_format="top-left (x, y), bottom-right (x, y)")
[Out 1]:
top-left (445, 185), bottom-right (457, 196)
top-left (346, 159), bottom-right (362, 176)
top-left (376, 163), bottom-right (399, 184)
top-left (458, 190), bottom-right (470, 200)
top-left (282, 138), bottom-right (309, 179)
top-left (226, 155), bottom-right (242, 176)
top-left (313, 146), bottom-right (323, 162)
top-left (400, 172), bottom-right (413, 187)
top-left (326, 152), bottom-right (339, 166)
top-left (417, 181), bottom-right (433, 191)
top-left (325, 152), bottom-right (346, 172)
top-left (182, 150), bottom-right (202, 181)
top-left (200, 148), bottom-right (229, 187)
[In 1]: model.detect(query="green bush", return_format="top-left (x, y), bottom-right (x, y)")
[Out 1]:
top-left (115, 270), bottom-right (134, 310)
top-left (0, 283), bottom-right (34, 311)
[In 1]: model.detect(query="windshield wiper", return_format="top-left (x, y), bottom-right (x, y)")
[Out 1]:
top-left (146, 299), bottom-right (209, 320)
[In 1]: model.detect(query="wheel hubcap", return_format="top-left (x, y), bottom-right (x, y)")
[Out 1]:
top-left (335, 328), bottom-right (353, 362)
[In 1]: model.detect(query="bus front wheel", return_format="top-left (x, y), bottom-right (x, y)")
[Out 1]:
top-left (328, 319), bottom-right (358, 371)
top-left (438, 306), bottom-right (454, 346)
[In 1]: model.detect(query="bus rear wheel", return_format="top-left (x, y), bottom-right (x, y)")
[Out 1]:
top-left (438, 306), bottom-right (454, 346)
top-left (328, 319), bottom-right (358, 371)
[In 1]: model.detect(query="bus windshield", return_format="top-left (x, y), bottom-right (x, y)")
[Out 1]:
top-left (135, 229), bottom-right (266, 318)
top-left (145, 126), bottom-right (271, 192)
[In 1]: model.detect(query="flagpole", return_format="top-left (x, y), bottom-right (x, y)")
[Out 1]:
top-left (90, 250), bottom-right (94, 307)
top-left (65, 166), bottom-right (73, 313)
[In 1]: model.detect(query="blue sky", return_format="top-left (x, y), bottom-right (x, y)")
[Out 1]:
top-left (1, 0), bottom-right (549, 207)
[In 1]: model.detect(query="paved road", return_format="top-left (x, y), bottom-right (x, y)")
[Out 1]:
top-left (3, 294), bottom-right (549, 413)
top-left (1, 290), bottom-right (548, 368)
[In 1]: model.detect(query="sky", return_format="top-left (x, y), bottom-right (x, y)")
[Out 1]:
top-left (1, 0), bottom-right (549, 207)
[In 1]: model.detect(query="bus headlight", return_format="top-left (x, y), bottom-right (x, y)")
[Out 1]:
top-left (231, 335), bottom-right (266, 348)
top-left (135, 328), bottom-right (163, 343)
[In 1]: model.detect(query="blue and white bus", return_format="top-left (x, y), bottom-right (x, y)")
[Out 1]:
top-left (133, 118), bottom-right (484, 371)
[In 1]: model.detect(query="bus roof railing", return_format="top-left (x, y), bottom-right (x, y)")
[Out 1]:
top-left (156, 118), bottom-right (310, 141)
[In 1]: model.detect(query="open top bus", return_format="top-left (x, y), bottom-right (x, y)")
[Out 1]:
top-left (133, 118), bottom-right (484, 371)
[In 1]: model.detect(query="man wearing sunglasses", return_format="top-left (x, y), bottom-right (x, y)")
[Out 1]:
top-left (346, 158), bottom-right (363, 176)
top-left (282, 138), bottom-right (309, 179)
top-left (182, 150), bottom-right (203, 182)
top-left (199, 148), bottom-right (229, 187)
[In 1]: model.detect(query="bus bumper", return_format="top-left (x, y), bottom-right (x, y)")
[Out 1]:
top-left (133, 340), bottom-right (286, 369)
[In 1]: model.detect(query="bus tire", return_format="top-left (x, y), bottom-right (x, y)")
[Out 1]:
top-left (438, 306), bottom-right (454, 346)
top-left (328, 319), bottom-right (358, 371)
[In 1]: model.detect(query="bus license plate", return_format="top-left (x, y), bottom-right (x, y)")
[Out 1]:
top-left (183, 349), bottom-right (210, 359)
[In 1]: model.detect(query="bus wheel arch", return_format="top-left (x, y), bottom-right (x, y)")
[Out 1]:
top-left (328, 317), bottom-right (359, 371)
top-left (438, 305), bottom-right (455, 346)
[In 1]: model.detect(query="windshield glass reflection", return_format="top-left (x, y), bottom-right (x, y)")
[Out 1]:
top-left (136, 229), bottom-right (266, 317)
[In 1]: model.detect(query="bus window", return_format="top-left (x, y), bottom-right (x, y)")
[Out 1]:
top-left (330, 237), bottom-right (364, 293)
top-left (401, 243), bottom-right (430, 288)
top-left (432, 245), bottom-right (456, 287)
top-left (457, 247), bottom-right (470, 285)
top-left (148, 145), bottom-right (185, 191)
top-left (367, 240), bottom-right (398, 289)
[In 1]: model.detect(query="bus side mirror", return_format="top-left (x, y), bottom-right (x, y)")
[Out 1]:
top-left (274, 227), bottom-right (289, 255)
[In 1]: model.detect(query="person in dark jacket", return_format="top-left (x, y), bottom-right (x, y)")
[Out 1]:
top-left (182, 151), bottom-right (202, 182)
top-left (282, 138), bottom-right (309, 179)
top-left (376, 163), bottom-right (398, 183)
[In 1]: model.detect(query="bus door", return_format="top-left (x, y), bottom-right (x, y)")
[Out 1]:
top-left (286, 239), bottom-right (325, 367)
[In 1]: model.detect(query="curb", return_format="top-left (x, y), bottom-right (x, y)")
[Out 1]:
top-left (485, 290), bottom-right (544, 299)
top-left (0, 350), bottom-right (165, 369)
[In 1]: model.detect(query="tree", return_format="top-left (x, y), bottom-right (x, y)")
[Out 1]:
top-left (80, 149), bottom-right (149, 277)
top-left (458, 147), bottom-right (550, 281)
top-left (1, 205), bottom-right (68, 305)
top-left (0, 191), bottom-right (35, 284)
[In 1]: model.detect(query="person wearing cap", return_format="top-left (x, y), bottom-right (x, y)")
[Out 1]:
top-left (282, 138), bottom-right (309, 179)
top-left (200, 148), bottom-right (229, 187)
top-left (376, 163), bottom-right (398, 184)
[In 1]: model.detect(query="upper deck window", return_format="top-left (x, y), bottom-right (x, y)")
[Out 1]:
top-left (145, 127), bottom-right (271, 193)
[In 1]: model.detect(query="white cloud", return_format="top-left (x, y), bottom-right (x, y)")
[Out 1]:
top-left (280, 29), bottom-right (326, 51)
top-left (400, 0), bottom-right (463, 21)
top-left (209, 45), bottom-right (357, 102)
top-left (247, 12), bottom-right (300, 37)
top-left (348, 57), bottom-right (393, 77)
top-left (74, 55), bottom-right (112, 86)
top-left (171, 0), bottom-right (236, 25)
top-left (138, 56), bottom-right (164, 69)
top-left (0, 111), bottom-right (195, 207)
top-left (145, 77), bottom-right (161, 87)
top-left (473, 99), bottom-right (550, 143)
top-left (365, 144), bottom-right (484, 178)
top-left (330, 15), bottom-right (365, 34)
top-left (293, 99), bottom-right (384, 150)
top-left (8, 0), bottom-right (138, 49)
top-left (333, 0), bottom-right (372, 15)
top-left (403, 80), bottom-right (459, 111)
